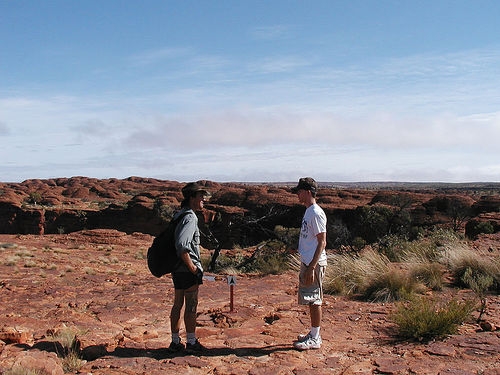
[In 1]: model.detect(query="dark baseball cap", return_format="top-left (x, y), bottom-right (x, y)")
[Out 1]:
top-left (291, 177), bottom-right (318, 193)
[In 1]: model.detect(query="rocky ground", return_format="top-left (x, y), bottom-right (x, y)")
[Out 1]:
top-left (1, 230), bottom-right (500, 375)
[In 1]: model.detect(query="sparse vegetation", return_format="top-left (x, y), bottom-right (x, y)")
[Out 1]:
top-left (135, 250), bottom-right (146, 260)
top-left (4, 367), bottom-right (49, 375)
top-left (1, 179), bottom-right (499, 372)
top-left (215, 239), bottom-right (291, 275)
top-left (27, 192), bottom-right (42, 206)
top-left (4, 255), bottom-right (21, 266)
top-left (441, 243), bottom-right (499, 291)
top-left (466, 219), bottom-right (495, 239)
top-left (362, 269), bottom-right (425, 302)
top-left (318, 249), bottom-right (391, 297)
top-left (391, 295), bottom-right (476, 341)
top-left (48, 326), bottom-right (86, 372)
top-left (409, 262), bottom-right (445, 291)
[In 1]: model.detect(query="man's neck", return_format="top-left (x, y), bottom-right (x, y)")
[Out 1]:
top-left (305, 198), bottom-right (316, 208)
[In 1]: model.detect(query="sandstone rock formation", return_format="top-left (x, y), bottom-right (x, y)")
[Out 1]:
top-left (1, 178), bottom-right (499, 248)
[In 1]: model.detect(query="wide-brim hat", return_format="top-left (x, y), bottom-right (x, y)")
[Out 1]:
top-left (291, 177), bottom-right (318, 194)
top-left (182, 182), bottom-right (211, 198)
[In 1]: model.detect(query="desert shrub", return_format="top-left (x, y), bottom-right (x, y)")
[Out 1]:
top-left (465, 220), bottom-right (495, 239)
top-left (462, 266), bottom-right (495, 321)
top-left (153, 199), bottom-right (175, 221)
top-left (4, 255), bottom-right (20, 266)
top-left (273, 225), bottom-right (299, 250)
top-left (251, 251), bottom-right (290, 275)
top-left (391, 295), bottom-right (476, 341)
top-left (239, 240), bottom-right (290, 275)
top-left (377, 234), bottom-right (409, 262)
top-left (441, 243), bottom-right (500, 291)
top-left (48, 327), bottom-right (85, 372)
top-left (23, 259), bottom-right (37, 268)
top-left (62, 350), bottom-right (85, 373)
top-left (362, 269), bottom-right (425, 302)
top-left (379, 229), bottom-right (461, 264)
top-left (352, 205), bottom-right (392, 244)
top-left (410, 262), bottom-right (445, 291)
top-left (27, 192), bottom-right (42, 205)
top-left (216, 240), bottom-right (291, 275)
top-left (351, 236), bottom-right (366, 252)
top-left (215, 250), bottom-right (246, 273)
top-left (327, 219), bottom-right (351, 249)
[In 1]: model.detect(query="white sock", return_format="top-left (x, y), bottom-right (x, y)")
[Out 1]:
top-left (187, 332), bottom-right (197, 345)
top-left (310, 326), bottom-right (320, 339)
top-left (171, 332), bottom-right (180, 344)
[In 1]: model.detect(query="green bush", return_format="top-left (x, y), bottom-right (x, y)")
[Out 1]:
top-left (391, 295), bottom-right (476, 341)
top-left (465, 219), bottom-right (495, 239)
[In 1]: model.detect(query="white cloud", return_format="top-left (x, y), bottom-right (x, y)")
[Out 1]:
top-left (117, 107), bottom-right (500, 155)
top-left (2, 45), bottom-right (500, 183)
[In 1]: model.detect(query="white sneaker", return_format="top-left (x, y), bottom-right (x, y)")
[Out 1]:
top-left (297, 332), bottom-right (322, 344)
top-left (293, 336), bottom-right (322, 350)
top-left (297, 332), bottom-right (310, 342)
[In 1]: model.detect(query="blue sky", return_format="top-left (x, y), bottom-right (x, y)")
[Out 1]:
top-left (1, 1), bottom-right (500, 183)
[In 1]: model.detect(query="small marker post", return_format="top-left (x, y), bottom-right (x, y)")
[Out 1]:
top-left (227, 275), bottom-right (237, 312)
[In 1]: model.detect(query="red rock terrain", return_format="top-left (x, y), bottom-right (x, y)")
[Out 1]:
top-left (1, 178), bottom-right (500, 374)
top-left (0, 231), bottom-right (499, 374)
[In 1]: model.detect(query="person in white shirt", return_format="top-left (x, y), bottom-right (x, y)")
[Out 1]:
top-left (291, 177), bottom-right (327, 350)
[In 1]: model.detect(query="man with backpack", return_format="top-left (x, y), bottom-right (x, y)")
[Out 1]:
top-left (169, 182), bottom-right (210, 353)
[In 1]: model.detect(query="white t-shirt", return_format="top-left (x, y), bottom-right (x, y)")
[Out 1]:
top-left (298, 203), bottom-right (327, 266)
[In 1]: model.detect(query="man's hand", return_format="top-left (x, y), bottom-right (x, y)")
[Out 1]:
top-left (304, 265), bottom-right (315, 286)
top-left (195, 267), bottom-right (204, 284)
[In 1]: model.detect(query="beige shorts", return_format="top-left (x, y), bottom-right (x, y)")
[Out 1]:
top-left (298, 262), bottom-right (326, 306)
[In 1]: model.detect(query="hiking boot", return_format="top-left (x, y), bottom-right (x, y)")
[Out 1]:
top-left (293, 336), bottom-right (322, 350)
top-left (168, 340), bottom-right (185, 352)
top-left (185, 339), bottom-right (206, 354)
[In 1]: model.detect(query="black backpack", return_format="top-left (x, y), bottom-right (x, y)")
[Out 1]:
top-left (147, 211), bottom-right (189, 277)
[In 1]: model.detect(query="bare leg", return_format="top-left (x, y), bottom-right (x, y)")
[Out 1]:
top-left (170, 289), bottom-right (185, 334)
top-left (310, 304), bottom-right (322, 328)
top-left (184, 284), bottom-right (199, 335)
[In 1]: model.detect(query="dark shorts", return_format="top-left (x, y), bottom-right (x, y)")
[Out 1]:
top-left (172, 272), bottom-right (199, 290)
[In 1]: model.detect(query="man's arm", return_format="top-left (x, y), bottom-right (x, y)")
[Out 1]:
top-left (180, 251), bottom-right (198, 274)
top-left (304, 231), bottom-right (326, 285)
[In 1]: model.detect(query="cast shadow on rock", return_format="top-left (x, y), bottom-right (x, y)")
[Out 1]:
top-left (109, 344), bottom-right (296, 360)
top-left (11, 342), bottom-right (295, 363)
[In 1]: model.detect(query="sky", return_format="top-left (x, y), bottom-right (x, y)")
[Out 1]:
top-left (1, 1), bottom-right (500, 183)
